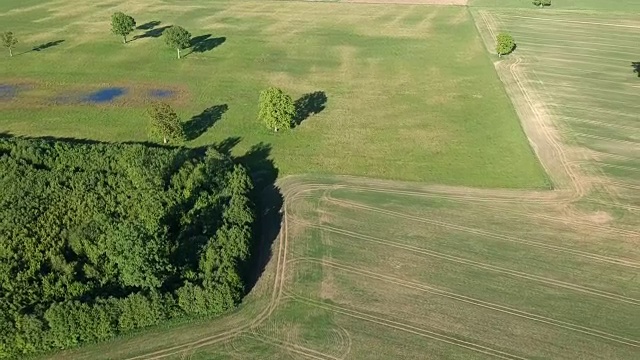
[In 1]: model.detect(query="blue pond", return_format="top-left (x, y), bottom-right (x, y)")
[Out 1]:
top-left (149, 89), bottom-right (175, 99)
top-left (0, 84), bottom-right (18, 100)
top-left (84, 87), bottom-right (127, 103)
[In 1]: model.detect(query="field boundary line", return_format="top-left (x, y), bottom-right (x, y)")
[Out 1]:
top-left (532, 71), bottom-right (635, 87)
top-left (558, 116), bottom-right (640, 132)
top-left (329, 184), bottom-right (640, 238)
top-left (517, 47), bottom-right (636, 64)
top-left (555, 104), bottom-right (638, 119)
top-left (508, 34), bottom-right (639, 50)
top-left (288, 257), bottom-right (640, 347)
top-left (507, 26), bottom-right (640, 43)
top-left (501, 15), bottom-right (640, 29)
top-left (324, 195), bottom-right (640, 268)
top-left (538, 82), bottom-right (640, 98)
top-left (516, 41), bottom-right (638, 57)
top-left (504, 22), bottom-right (640, 38)
top-left (532, 57), bottom-right (632, 71)
top-left (574, 133), bottom-right (640, 148)
top-left (287, 293), bottom-right (527, 360)
top-left (331, 186), bottom-right (560, 205)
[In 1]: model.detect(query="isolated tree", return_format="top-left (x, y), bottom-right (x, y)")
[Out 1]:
top-left (532, 0), bottom-right (551, 7)
top-left (147, 102), bottom-right (184, 143)
top-left (1, 32), bottom-right (18, 57)
top-left (495, 32), bottom-right (516, 57)
top-left (258, 87), bottom-right (296, 132)
top-left (164, 26), bottom-right (191, 59)
top-left (111, 12), bottom-right (136, 44)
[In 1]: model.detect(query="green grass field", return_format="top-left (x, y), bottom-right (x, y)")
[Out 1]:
top-left (0, 0), bottom-right (548, 187)
top-left (3, 0), bottom-right (639, 359)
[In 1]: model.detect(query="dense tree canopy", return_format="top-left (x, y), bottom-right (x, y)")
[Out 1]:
top-left (0, 137), bottom-right (255, 358)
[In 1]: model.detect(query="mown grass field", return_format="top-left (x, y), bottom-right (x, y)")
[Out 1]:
top-left (0, 0), bottom-right (548, 187)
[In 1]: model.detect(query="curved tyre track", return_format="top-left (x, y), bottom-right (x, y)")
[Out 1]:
top-left (287, 257), bottom-right (640, 348)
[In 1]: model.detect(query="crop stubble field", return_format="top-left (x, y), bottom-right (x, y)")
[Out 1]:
top-left (7, 0), bottom-right (638, 359)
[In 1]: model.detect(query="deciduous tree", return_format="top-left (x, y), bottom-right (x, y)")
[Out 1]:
top-left (164, 26), bottom-right (191, 59)
top-left (147, 102), bottom-right (185, 143)
top-left (532, 0), bottom-right (551, 7)
top-left (258, 87), bottom-right (295, 132)
top-left (495, 32), bottom-right (516, 57)
top-left (111, 12), bottom-right (136, 44)
top-left (1, 32), bottom-right (18, 57)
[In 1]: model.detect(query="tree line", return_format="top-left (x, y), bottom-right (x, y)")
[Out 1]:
top-left (0, 136), bottom-right (255, 358)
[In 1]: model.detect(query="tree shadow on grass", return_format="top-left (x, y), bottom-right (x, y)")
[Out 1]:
top-left (134, 25), bottom-right (171, 40)
top-left (212, 136), bottom-right (241, 156)
top-left (632, 62), bottom-right (640, 77)
top-left (293, 91), bottom-right (327, 127)
top-left (137, 20), bottom-right (161, 30)
top-left (183, 104), bottom-right (228, 141)
top-left (32, 39), bottom-right (65, 52)
top-left (236, 142), bottom-right (281, 295)
top-left (188, 34), bottom-right (226, 55)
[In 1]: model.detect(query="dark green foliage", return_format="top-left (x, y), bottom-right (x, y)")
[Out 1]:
top-left (163, 26), bottom-right (191, 59)
top-left (258, 87), bottom-right (295, 132)
top-left (147, 101), bottom-right (185, 144)
top-left (110, 12), bottom-right (136, 44)
top-left (532, 0), bottom-right (551, 7)
top-left (0, 137), bottom-right (255, 358)
top-left (495, 32), bottom-right (516, 57)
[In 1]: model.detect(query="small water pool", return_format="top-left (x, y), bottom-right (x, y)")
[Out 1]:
top-left (84, 87), bottom-right (127, 103)
top-left (0, 84), bottom-right (18, 100)
top-left (149, 89), bottom-right (175, 99)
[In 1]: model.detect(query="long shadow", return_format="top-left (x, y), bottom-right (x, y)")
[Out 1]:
top-left (190, 34), bottom-right (211, 46)
top-left (25, 39), bottom-right (65, 54)
top-left (189, 34), bottom-right (226, 55)
top-left (134, 25), bottom-right (170, 40)
top-left (213, 136), bottom-right (241, 156)
top-left (137, 20), bottom-right (161, 31)
top-left (183, 104), bottom-right (228, 141)
top-left (632, 62), bottom-right (640, 77)
top-left (236, 142), bottom-right (281, 295)
top-left (293, 91), bottom-right (327, 126)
